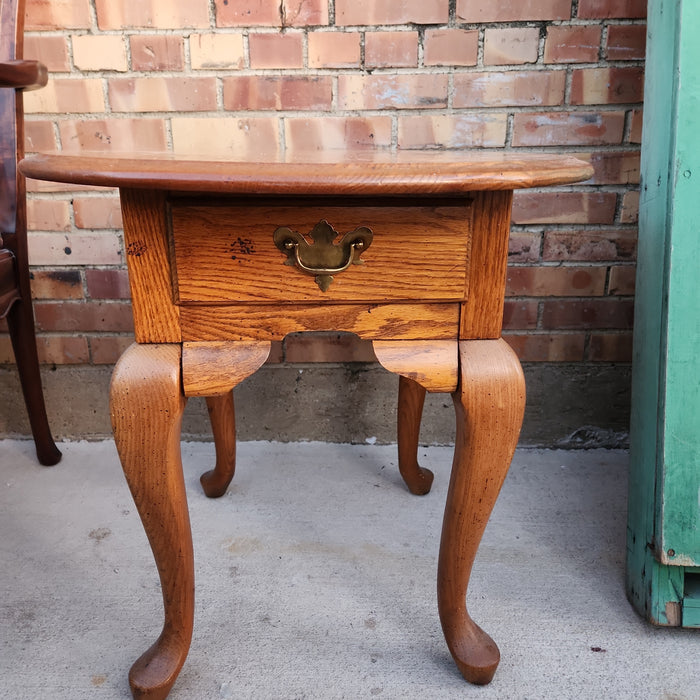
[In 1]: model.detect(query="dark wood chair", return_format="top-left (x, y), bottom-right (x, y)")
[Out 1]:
top-left (0, 0), bottom-right (61, 465)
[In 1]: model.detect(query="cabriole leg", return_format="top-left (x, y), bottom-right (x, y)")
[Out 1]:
top-left (397, 376), bottom-right (433, 495)
top-left (200, 391), bottom-right (236, 498)
top-left (438, 339), bottom-right (525, 685)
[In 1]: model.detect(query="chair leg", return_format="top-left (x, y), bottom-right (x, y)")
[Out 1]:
top-left (438, 339), bottom-right (525, 685)
top-left (7, 298), bottom-right (61, 466)
top-left (397, 376), bottom-right (434, 495)
top-left (110, 343), bottom-right (193, 700)
top-left (200, 391), bottom-right (236, 498)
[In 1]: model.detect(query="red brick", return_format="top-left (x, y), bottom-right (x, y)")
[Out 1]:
top-left (629, 109), bottom-right (643, 143)
top-left (512, 111), bottom-right (625, 146)
top-left (509, 231), bottom-right (542, 264)
top-left (484, 27), bottom-right (540, 66)
top-left (308, 32), bottom-right (361, 68)
top-left (542, 229), bottom-right (637, 262)
top-left (570, 67), bottom-right (644, 105)
top-left (457, 0), bottom-right (571, 22)
top-left (109, 77), bottom-right (217, 112)
top-left (26, 199), bottom-right (70, 231)
top-left (365, 31), bottom-right (419, 68)
top-left (85, 269), bottom-right (131, 299)
top-left (512, 191), bottom-right (617, 225)
top-left (606, 24), bottom-right (646, 60)
top-left (453, 71), bottom-right (566, 108)
top-left (24, 78), bottom-right (104, 114)
top-left (33, 301), bottom-right (134, 332)
top-left (506, 266), bottom-right (607, 297)
top-left (90, 336), bottom-right (135, 364)
top-left (588, 333), bottom-right (633, 361)
top-left (285, 117), bottom-right (392, 151)
top-left (504, 333), bottom-right (585, 362)
top-left (73, 197), bottom-right (123, 230)
top-left (223, 76), bottom-right (332, 111)
top-left (338, 74), bottom-right (448, 110)
top-left (502, 301), bottom-right (539, 330)
top-left (397, 114), bottom-right (507, 149)
top-left (336, 0), bottom-right (448, 25)
top-left (25, 0), bottom-right (91, 30)
top-left (24, 120), bottom-right (57, 152)
top-left (39, 336), bottom-right (90, 364)
top-left (544, 25), bottom-right (602, 63)
top-left (130, 35), bottom-right (185, 71)
top-left (95, 0), bottom-right (209, 29)
top-left (282, 0), bottom-right (328, 26)
top-left (582, 150), bottom-right (640, 185)
top-left (284, 333), bottom-right (376, 363)
top-left (608, 265), bottom-right (636, 295)
top-left (620, 190), bottom-right (639, 224)
top-left (23, 35), bottom-right (70, 72)
top-left (578, 0), bottom-right (646, 19)
top-left (249, 33), bottom-right (304, 69)
top-left (541, 299), bottom-right (634, 329)
top-left (59, 119), bottom-right (168, 152)
top-left (423, 29), bottom-right (478, 67)
top-left (30, 269), bottom-right (83, 300)
top-left (215, 0), bottom-right (281, 26)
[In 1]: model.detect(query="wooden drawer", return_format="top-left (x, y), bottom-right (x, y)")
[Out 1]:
top-left (169, 199), bottom-right (472, 304)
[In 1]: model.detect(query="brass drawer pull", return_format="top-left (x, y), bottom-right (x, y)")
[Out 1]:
top-left (273, 219), bottom-right (373, 291)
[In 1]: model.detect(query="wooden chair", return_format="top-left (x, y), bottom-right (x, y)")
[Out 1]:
top-left (0, 0), bottom-right (61, 465)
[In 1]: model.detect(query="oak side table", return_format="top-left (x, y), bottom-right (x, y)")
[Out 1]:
top-left (21, 150), bottom-right (592, 699)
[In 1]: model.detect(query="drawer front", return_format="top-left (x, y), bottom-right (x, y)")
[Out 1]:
top-left (170, 201), bottom-right (471, 304)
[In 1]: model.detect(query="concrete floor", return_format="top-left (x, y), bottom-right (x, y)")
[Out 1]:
top-left (0, 440), bottom-right (697, 700)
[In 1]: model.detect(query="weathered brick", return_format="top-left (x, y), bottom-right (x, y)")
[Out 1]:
top-left (282, 0), bottom-right (329, 26)
top-left (23, 78), bottom-right (105, 114)
top-left (190, 34), bottom-right (245, 70)
top-left (512, 111), bottom-right (625, 146)
top-left (541, 299), bottom-right (634, 329)
top-left (24, 35), bottom-right (70, 72)
top-left (484, 27), bottom-right (540, 66)
top-left (249, 33), bottom-right (304, 69)
top-left (457, 0), bottom-right (571, 22)
top-left (308, 32), bottom-right (361, 68)
top-left (608, 264), bottom-right (636, 295)
top-left (620, 190), bottom-right (639, 224)
top-left (72, 35), bottom-right (128, 72)
top-left (336, 0), bottom-right (448, 25)
top-left (365, 31), bottom-right (419, 68)
top-left (171, 117), bottom-right (280, 156)
top-left (30, 269), bottom-right (83, 299)
top-left (544, 25), bottom-right (602, 63)
top-left (26, 199), bottom-right (70, 231)
top-left (423, 29), bottom-right (478, 67)
top-left (453, 71), bottom-right (566, 108)
top-left (284, 333), bottom-right (376, 363)
top-left (578, 0), bottom-right (646, 19)
top-left (73, 196), bottom-right (123, 229)
top-left (506, 266), bottom-right (607, 296)
top-left (95, 0), bottom-right (209, 29)
top-left (130, 35), bottom-right (185, 71)
top-left (338, 74), bottom-right (448, 110)
top-left (508, 231), bottom-right (542, 263)
top-left (397, 114), bottom-right (507, 148)
top-left (33, 301), bottom-right (135, 332)
top-left (109, 77), bottom-right (217, 112)
top-left (629, 109), bottom-right (643, 143)
top-left (90, 336), bottom-right (136, 364)
top-left (28, 233), bottom-right (123, 265)
top-left (502, 300), bottom-right (539, 330)
top-left (25, 0), bottom-right (91, 30)
top-left (570, 67), bottom-right (644, 105)
top-left (24, 120), bottom-right (57, 152)
top-left (59, 118), bottom-right (168, 152)
top-left (285, 116), bottom-right (392, 151)
top-left (512, 191), bottom-right (618, 225)
top-left (588, 332), bottom-right (633, 362)
top-left (582, 150), bottom-right (640, 184)
top-left (215, 0), bottom-right (281, 26)
top-left (606, 24), bottom-right (646, 61)
top-left (85, 269), bottom-right (131, 299)
top-left (504, 333), bottom-right (585, 362)
top-left (223, 76), bottom-right (332, 111)
top-left (542, 228), bottom-right (637, 262)
top-left (38, 336), bottom-right (90, 364)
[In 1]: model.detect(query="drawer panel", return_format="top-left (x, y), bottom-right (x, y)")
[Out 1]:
top-left (170, 201), bottom-right (471, 304)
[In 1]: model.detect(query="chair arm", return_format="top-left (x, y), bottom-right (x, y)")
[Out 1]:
top-left (0, 60), bottom-right (48, 91)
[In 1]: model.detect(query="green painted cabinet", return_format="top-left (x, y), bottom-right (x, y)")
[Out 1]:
top-left (626, 0), bottom-right (700, 626)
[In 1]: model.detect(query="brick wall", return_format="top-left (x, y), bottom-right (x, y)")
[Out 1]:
top-left (2, 0), bottom-right (644, 371)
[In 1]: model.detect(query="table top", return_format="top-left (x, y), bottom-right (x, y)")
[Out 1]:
top-left (20, 149), bottom-right (592, 196)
